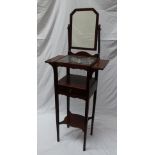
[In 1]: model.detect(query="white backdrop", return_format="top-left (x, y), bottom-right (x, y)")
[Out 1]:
top-left (37, 0), bottom-right (117, 155)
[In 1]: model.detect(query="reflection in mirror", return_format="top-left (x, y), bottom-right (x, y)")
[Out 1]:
top-left (71, 10), bottom-right (97, 49)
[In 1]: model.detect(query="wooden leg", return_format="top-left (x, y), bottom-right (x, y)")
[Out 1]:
top-left (53, 66), bottom-right (60, 142)
top-left (83, 99), bottom-right (89, 151)
top-left (67, 96), bottom-right (70, 128)
top-left (90, 90), bottom-right (97, 135)
top-left (55, 92), bottom-right (60, 142)
top-left (66, 67), bottom-right (70, 128)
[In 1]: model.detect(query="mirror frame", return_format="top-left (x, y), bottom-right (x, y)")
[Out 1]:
top-left (70, 8), bottom-right (99, 51)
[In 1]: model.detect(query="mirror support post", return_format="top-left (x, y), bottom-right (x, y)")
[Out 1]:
top-left (98, 24), bottom-right (101, 57)
top-left (68, 24), bottom-right (71, 54)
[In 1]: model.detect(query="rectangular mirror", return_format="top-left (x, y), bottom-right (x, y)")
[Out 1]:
top-left (70, 8), bottom-right (99, 50)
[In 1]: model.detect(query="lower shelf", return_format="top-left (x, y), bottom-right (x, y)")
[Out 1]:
top-left (60, 112), bottom-right (91, 132)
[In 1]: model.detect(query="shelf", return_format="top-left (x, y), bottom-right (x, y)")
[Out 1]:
top-left (60, 112), bottom-right (89, 131)
top-left (58, 74), bottom-right (96, 90)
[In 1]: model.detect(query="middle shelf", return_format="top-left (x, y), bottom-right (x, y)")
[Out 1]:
top-left (58, 74), bottom-right (97, 100)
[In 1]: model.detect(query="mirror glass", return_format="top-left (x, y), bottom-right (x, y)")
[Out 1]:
top-left (71, 10), bottom-right (97, 49)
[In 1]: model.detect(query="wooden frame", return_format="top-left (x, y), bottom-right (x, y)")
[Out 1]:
top-left (45, 55), bottom-right (109, 151)
top-left (45, 8), bottom-right (109, 151)
top-left (69, 8), bottom-right (99, 51)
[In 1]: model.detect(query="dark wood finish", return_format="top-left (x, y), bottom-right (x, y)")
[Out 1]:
top-left (69, 51), bottom-right (98, 57)
top-left (53, 66), bottom-right (60, 142)
top-left (60, 112), bottom-right (93, 130)
top-left (68, 24), bottom-right (71, 52)
top-left (66, 96), bottom-right (70, 128)
top-left (66, 67), bottom-right (70, 128)
top-left (45, 8), bottom-right (109, 151)
top-left (83, 99), bottom-right (89, 151)
top-left (45, 55), bottom-right (109, 71)
top-left (83, 70), bottom-right (91, 151)
top-left (60, 112), bottom-right (86, 131)
top-left (45, 55), bottom-right (109, 70)
top-left (59, 74), bottom-right (95, 90)
top-left (92, 59), bottom-right (109, 70)
top-left (91, 90), bottom-right (97, 135)
top-left (45, 55), bottom-right (64, 64)
top-left (58, 74), bottom-right (97, 100)
top-left (98, 25), bottom-right (101, 57)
